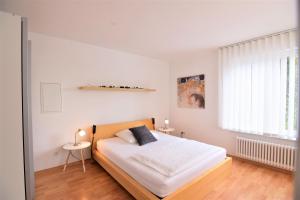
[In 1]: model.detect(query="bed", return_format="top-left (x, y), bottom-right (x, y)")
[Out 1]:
top-left (90, 118), bottom-right (232, 200)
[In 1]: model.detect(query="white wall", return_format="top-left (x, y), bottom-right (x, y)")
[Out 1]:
top-left (30, 33), bottom-right (170, 171)
top-left (0, 12), bottom-right (26, 200)
top-left (170, 49), bottom-right (296, 155)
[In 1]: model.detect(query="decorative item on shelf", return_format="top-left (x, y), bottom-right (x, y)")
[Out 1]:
top-left (78, 85), bottom-right (156, 92)
top-left (74, 129), bottom-right (86, 146)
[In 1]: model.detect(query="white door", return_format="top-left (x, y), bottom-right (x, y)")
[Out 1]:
top-left (0, 11), bottom-right (26, 200)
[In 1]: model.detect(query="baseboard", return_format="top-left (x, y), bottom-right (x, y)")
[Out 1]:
top-left (35, 159), bottom-right (93, 175)
top-left (228, 154), bottom-right (294, 175)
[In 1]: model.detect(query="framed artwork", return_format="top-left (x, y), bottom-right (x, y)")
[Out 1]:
top-left (177, 74), bottom-right (205, 109)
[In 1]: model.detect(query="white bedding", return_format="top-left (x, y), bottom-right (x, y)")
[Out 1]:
top-left (132, 138), bottom-right (221, 177)
top-left (97, 133), bottom-right (226, 197)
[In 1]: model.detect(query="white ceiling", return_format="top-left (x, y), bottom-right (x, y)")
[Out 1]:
top-left (2, 0), bottom-right (297, 61)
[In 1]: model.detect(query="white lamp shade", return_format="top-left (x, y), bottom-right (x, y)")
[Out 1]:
top-left (164, 119), bottom-right (169, 125)
top-left (78, 129), bottom-right (86, 137)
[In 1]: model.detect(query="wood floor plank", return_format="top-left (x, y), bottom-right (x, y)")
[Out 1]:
top-left (35, 158), bottom-right (294, 200)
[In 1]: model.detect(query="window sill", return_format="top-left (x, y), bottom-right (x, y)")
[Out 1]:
top-left (261, 133), bottom-right (297, 142)
top-left (223, 128), bottom-right (297, 142)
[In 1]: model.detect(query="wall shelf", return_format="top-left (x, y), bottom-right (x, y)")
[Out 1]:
top-left (78, 86), bottom-right (156, 92)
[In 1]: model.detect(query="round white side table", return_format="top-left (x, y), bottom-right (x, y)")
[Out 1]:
top-left (62, 141), bottom-right (91, 173)
top-left (158, 127), bottom-right (175, 134)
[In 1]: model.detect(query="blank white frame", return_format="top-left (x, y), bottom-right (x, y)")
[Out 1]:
top-left (40, 82), bottom-right (62, 113)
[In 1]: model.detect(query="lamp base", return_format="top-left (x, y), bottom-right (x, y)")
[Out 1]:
top-left (73, 142), bottom-right (81, 146)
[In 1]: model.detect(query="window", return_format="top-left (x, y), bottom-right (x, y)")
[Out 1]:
top-left (285, 56), bottom-right (299, 134)
top-left (218, 30), bottom-right (298, 140)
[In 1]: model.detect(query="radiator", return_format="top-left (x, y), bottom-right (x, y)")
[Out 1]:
top-left (236, 137), bottom-right (297, 171)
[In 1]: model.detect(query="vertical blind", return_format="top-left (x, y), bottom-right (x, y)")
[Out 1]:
top-left (218, 30), bottom-right (298, 139)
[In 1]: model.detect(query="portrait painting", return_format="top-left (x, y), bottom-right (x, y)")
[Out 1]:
top-left (177, 74), bottom-right (205, 109)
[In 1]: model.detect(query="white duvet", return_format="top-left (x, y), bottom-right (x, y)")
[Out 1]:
top-left (98, 133), bottom-right (226, 197)
top-left (131, 138), bottom-right (220, 177)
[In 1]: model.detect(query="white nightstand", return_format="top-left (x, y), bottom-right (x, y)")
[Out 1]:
top-left (62, 141), bottom-right (91, 173)
top-left (158, 127), bottom-right (175, 134)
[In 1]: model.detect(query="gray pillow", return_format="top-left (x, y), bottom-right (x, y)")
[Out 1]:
top-left (129, 125), bottom-right (157, 146)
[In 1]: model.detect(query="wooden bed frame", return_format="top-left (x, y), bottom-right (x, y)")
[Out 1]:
top-left (89, 118), bottom-right (232, 200)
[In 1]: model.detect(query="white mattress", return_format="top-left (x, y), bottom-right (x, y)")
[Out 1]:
top-left (97, 133), bottom-right (226, 197)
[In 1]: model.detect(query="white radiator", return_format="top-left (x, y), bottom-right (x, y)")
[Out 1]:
top-left (236, 137), bottom-right (297, 171)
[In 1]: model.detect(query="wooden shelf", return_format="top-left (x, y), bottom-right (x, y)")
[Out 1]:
top-left (78, 86), bottom-right (156, 92)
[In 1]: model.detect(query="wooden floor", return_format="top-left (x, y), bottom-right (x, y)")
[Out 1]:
top-left (35, 158), bottom-right (294, 200)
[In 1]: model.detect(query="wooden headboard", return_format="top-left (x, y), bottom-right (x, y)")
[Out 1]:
top-left (89, 118), bottom-right (155, 151)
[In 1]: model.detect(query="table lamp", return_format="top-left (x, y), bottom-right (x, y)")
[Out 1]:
top-left (74, 129), bottom-right (86, 146)
top-left (164, 119), bottom-right (169, 129)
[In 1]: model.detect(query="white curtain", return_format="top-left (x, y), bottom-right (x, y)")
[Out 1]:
top-left (218, 30), bottom-right (298, 139)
